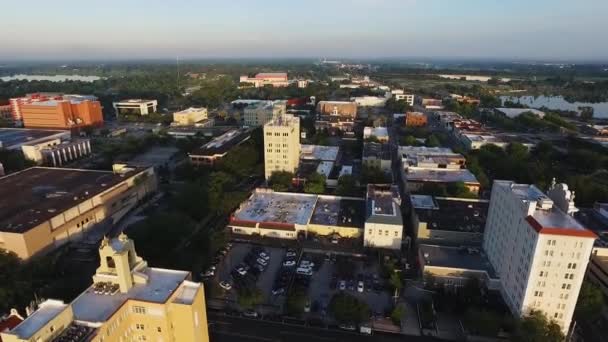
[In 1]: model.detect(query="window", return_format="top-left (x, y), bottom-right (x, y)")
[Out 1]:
top-left (157, 327), bottom-right (162, 333)
top-left (567, 284), bottom-right (571, 290)
top-left (368, 229), bottom-right (372, 235)
top-left (135, 324), bottom-right (145, 330)
top-left (133, 306), bottom-right (146, 314)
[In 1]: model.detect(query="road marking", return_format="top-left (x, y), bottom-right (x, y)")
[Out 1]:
top-left (212, 330), bottom-right (276, 341)
top-left (279, 331), bottom-right (333, 340)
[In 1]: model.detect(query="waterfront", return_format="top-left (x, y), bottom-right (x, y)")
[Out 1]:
top-left (1, 74), bottom-right (101, 82)
top-left (500, 95), bottom-right (608, 118)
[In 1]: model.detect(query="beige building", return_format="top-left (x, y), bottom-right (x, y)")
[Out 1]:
top-left (172, 107), bottom-right (208, 126)
top-left (316, 101), bottom-right (357, 118)
top-left (364, 185), bottom-right (404, 250)
top-left (21, 138), bottom-right (92, 167)
top-left (1, 234), bottom-right (209, 342)
top-left (0, 165), bottom-right (157, 259)
top-left (244, 100), bottom-right (286, 127)
top-left (264, 114), bottom-right (300, 179)
top-left (113, 99), bottom-right (157, 116)
top-left (240, 72), bottom-right (289, 88)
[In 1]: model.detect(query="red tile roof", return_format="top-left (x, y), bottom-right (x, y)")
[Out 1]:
top-left (0, 315), bottom-right (24, 341)
top-left (525, 216), bottom-right (598, 238)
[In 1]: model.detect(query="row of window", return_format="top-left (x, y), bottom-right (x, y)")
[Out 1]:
top-left (368, 229), bottom-right (399, 237)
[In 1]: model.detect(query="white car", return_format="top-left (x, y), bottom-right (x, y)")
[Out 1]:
top-left (285, 251), bottom-right (297, 258)
top-left (357, 281), bottom-right (364, 293)
top-left (259, 252), bottom-right (270, 261)
top-left (296, 267), bottom-right (313, 276)
top-left (339, 324), bottom-right (356, 331)
top-left (236, 266), bottom-right (248, 276)
top-left (339, 280), bottom-right (346, 291)
top-left (219, 281), bottom-right (232, 291)
top-left (283, 260), bottom-right (296, 267)
top-left (299, 261), bottom-right (315, 268)
top-left (257, 258), bottom-right (268, 266)
top-left (243, 310), bottom-right (259, 318)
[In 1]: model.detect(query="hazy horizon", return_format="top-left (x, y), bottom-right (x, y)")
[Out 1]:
top-left (2, 0), bottom-right (608, 61)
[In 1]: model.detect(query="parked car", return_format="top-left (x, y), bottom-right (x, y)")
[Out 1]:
top-left (257, 258), bottom-right (268, 266)
top-left (338, 323), bottom-right (356, 331)
top-left (283, 260), bottom-right (296, 267)
top-left (272, 288), bottom-right (285, 295)
top-left (243, 310), bottom-right (259, 318)
top-left (299, 261), bottom-right (315, 268)
top-left (219, 281), bottom-right (232, 291)
top-left (331, 237), bottom-right (339, 244)
top-left (285, 251), bottom-right (297, 258)
top-left (304, 300), bottom-right (311, 313)
top-left (339, 280), bottom-right (346, 291)
top-left (259, 252), bottom-right (270, 261)
top-left (296, 267), bottom-right (313, 276)
top-left (236, 265), bottom-right (248, 276)
top-left (357, 281), bottom-right (364, 293)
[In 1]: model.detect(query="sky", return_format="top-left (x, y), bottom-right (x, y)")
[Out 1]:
top-left (1, 0), bottom-right (607, 61)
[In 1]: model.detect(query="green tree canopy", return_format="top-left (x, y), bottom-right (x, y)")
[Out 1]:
top-left (268, 171), bottom-right (293, 192)
top-left (304, 172), bottom-right (326, 194)
top-left (237, 286), bottom-right (263, 309)
top-left (425, 135), bottom-right (441, 147)
top-left (329, 293), bottom-right (370, 324)
top-left (513, 310), bottom-right (564, 342)
top-left (336, 174), bottom-right (358, 197)
top-left (575, 281), bottom-right (604, 321)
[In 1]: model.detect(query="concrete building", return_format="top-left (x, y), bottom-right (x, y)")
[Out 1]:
top-left (229, 188), bottom-right (365, 240)
top-left (420, 98), bottom-right (444, 110)
top-left (113, 99), bottom-right (158, 116)
top-left (362, 142), bottom-right (392, 173)
top-left (0, 165), bottom-right (157, 259)
top-left (461, 133), bottom-right (536, 151)
top-left (399, 146), bottom-right (466, 171)
top-left (351, 96), bottom-right (389, 107)
top-left (0, 234), bottom-right (209, 342)
top-left (0, 128), bottom-right (70, 150)
top-left (405, 168), bottom-right (480, 195)
top-left (405, 112), bottom-right (427, 127)
top-left (22, 138), bottom-right (92, 167)
top-left (363, 126), bottom-right (389, 142)
top-left (391, 90), bottom-right (415, 106)
top-left (244, 100), bottom-right (287, 127)
top-left (410, 195), bottom-right (489, 246)
top-left (9, 93), bottom-right (67, 122)
top-left (364, 185), bottom-right (403, 250)
top-left (20, 95), bottom-right (103, 130)
top-left (483, 180), bottom-right (596, 334)
top-left (316, 101), bottom-right (357, 118)
top-left (264, 114), bottom-right (301, 179)
top-left (172, 107), bottom-right (208, 126)
top-left (189, 129), bottom-right (251, 166)
top-left (240, 72), bottom-right (289, 88)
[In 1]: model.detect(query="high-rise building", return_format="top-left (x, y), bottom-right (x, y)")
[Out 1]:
top-left (0, 234), bottom-right (209, 342)
top-left (244, 100), bottom-right (286, 127)
top-left (483, 180), bottom-right (596, 334)
top-left (263, 114), bottom-right (300, 179)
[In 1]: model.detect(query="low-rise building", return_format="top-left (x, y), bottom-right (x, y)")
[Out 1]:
top-left (189, 129), bottom-right (251, 166)
top-left (420, 98), bottom-right (444, 110)
top-left (364, 185), bottom-right (403, 250)
top-left (362, 142), bottom-right (391, 173)
top-left (172, 107), bottom-right (208, 126)
top-left (405, 112), bottom-right (427, 127)
top-left (391, 90), bottom-right (415, 106)
top-left (583, 124), bottom-right (608, 136)
top-left (113, 99), bottom-right (158, 116)
top-left (244, 100), bottom-right (287, 127)
top-left (410, 195), bottom-right (489, 246)
top-left (22, 138), bottom-right (92, 167)
top-left (316, 101), bottom-right (357, 118)
top-left (229, 189), bottom-right (365, 240)
top-left (0, 234), bottom-right (209, 342)
top-left (0, 128), bottom-right (70, 150)
top-left (315, 114), bottom-right (355, 134)
top-left (460, 133), bottom-right (536, 151)
top-left (399, 146), bottom-right (465, 171)
top-left (363, 126), bottom-right (389, 142)
top-left (404, 168), bottom-right (480, 195)
top-left (20, 95), bottom-right (103, 130)
top-left (418, 244), bottom-right (500, 290)
top-left (351, 96), bottom-right (388, 107)
top-left (0, 165), bottom-right (157, 259)
top-left (240, 72), bottom-right (289, 88)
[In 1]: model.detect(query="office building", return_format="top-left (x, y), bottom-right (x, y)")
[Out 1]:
top-left (19, 95), bottom-right (103, 130)
top-left (239, 72), bottom-right (289, 88)
top-left (362, 142), bottom-right (392, 173)
top-left (391, 90), bottom-right (415, 106)
top-left (113, 99), bottom-right (158, 116)
top-left (0, 234), bottom-right (209, 342)
top-left (189, 129), bottom-right (251, 166)
top-left (483, 180), bottom-right (596, 334)
top-left (9, 93), bottom-right (66, 122)
top-left (363, 126), bottom-right (389, 143)
top-left (244, 100), bottom-right (287, 127)
top-left (405, 112), bottom-right (427, 127)
top-left (172, 107), bottom-right (208, 126)
top-left (22, 138), bottom-right (92, 167)
top-left (0, 165), bottom-right (157, 259)
top-left (229, 188), bottom-right (365, 240)
top-left (264, 114), bottom-right (300, 179)
top-left (364, 185), bottom-right (403, 250)
top-left (410, 195), bottom-right (489, 246)
top-left (0, 128), bottom-right (70, 150)
top-left (316, 101), bottom-right (357, 118)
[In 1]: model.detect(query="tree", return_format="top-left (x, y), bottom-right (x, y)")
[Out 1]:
top-left (400, 135), bottom-right (418, 146)
top-left (268, 171), bottom-right (293, 192)
top-left (361, 165), bottom-right (390, 184)
top-left (237, 286), bottom-right (263, 309)
top-left (575, 281), bottom-right (604, 321)
top-left (425, 135), bottom-right (440, 147)
top-left (304, 172), bottom-right (326, 194)
top-left (336, 174), bottom-right (358, 196)
top-left (329, 293), bottom-right (370, 324)
top-left (171, 181), bottom-right (209, 220)
top-left (389, 272), bottom-right (403, 292)
top-left (286, 289), bottom-right (307, 315)
top-left (390, 305), bottom-right (405, 325)
top-left (513, 310), bottom-right (564, 342)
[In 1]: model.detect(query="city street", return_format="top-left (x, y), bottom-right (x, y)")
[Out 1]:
top-left (208, 311), bottom-right (443, 342)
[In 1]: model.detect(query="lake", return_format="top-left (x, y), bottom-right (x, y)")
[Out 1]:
top-left (500, 95), bottom-right (608, 118)
top-left (0, 74), bottom-right (101, 82)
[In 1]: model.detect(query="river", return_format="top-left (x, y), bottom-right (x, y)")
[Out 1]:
top-left (500, 95), bottom-right (608, 118)
top-left (0, 74), bottom-right (101, 82)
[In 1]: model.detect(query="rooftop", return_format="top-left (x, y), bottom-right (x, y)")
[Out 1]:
top-left (7, 300), bottom-right (68, 340)
top-left (71, 268), bottom-right (189, 323)
top-left (0, 128), bottom-right (69, 149)
top-left (255, 72), bottom-right (288, 79)
top-left (0, 167), bottom-right (144, 233)
top-left (233, 190), bottom-right (317, 226)
top-left (301, 144), bottom-right (340, 162)
top-left (190, 129), bottom-right (251, 157)
top-left (174, 107), bottom-right (207, 115)
top-left (172, 281), bottom-right (200, 305)
top-left (399, 146), bottom-right (464, 168)
top-left (406, 168), bottom-right (479, 184)
top-left (364, 126), bottom-right (389, 138)
top-left (419, 244), bottom-right (498, 278)
top-left (411, 195), bottom-right (489, 233)
top-left (363, 142), bottom-right (391, 160)
top-left (266, 114), bottom-right (299, 127)
top-left (114, 99), bottom-right (156, 104)
top-left (366, 185), bottom-right (402, 226)
top-left (310, 197), bottom-right (365, 228)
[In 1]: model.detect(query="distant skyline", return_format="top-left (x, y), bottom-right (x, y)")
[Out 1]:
top-left (2, 0), bottom-right (608, 61)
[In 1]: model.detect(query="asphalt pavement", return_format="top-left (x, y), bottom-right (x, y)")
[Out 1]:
top-left (207, 311), bottom-right (443, 342)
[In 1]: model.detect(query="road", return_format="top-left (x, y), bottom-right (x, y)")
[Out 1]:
top-left (208, 311), bottom-right (443, 342)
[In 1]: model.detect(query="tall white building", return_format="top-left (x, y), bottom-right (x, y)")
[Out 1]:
top-left (263, 114), bottom-right (300, 179)
top-left (483, 180), bottom-right (596, 334)
top-left (364, 185), bottom-right (403, 250)
top-left (244, 100), bottom-right (287, 127)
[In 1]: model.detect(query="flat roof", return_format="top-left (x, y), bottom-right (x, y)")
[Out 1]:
top-left (174, 107), bottom-right (206, 114)
top-left (172, 281), bottom-right (200, 305)
top-left (406, 168), bottom-right (479, 184)
top-left (316, 161), bottom-right (334, 177)
top-left (412, 195), bottom-right (489, 233)
top-left (190, 129), bottom-right (251, 157)
top-left (0, 128), bottom-right (69, 149)
top-left (7, 300), bottom-right (68, 339)
top-left (419, 244), bottom-right (498, 278)
top-left (113, 99), bottom-right (156, 104)
top-left (301, 144), bottom-right (340, 162)
top-left (0, 167), bottom-right (144, 233)
top-left (310, 197), bottom-right (365, 228)
top-left (366, 185), bottom-right (402, 226)
top-left (233, 190), bottom-right (317, 226)
top-left (71, 268), bottom-right (189, 323)
top-left (364, 126), bottom-right (389, 138)
top-left (363, 142), bottom-right (391, 160)
top-left (127, 146), bottom-right (179, 167)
